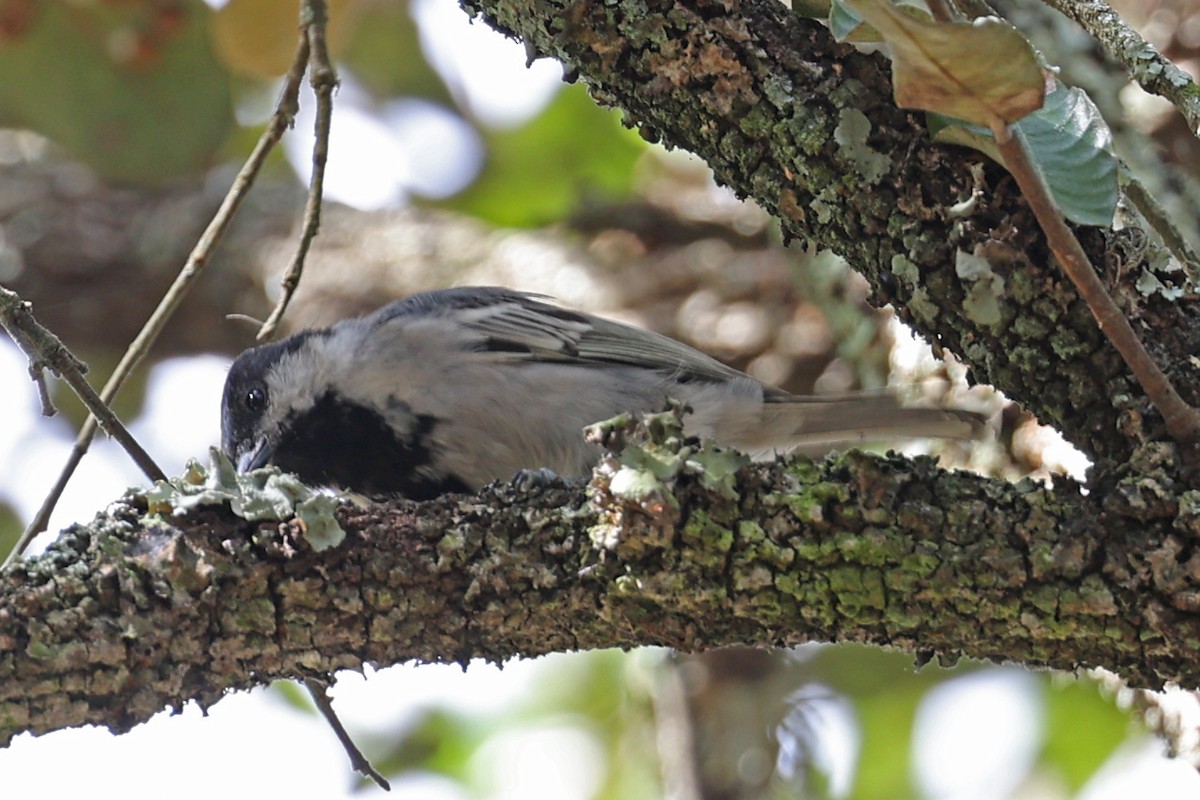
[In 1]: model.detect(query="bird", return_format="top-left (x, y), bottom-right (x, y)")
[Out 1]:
top-left (221, 286), bottom-right (981, 500)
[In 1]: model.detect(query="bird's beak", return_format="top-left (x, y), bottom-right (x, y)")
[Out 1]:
top-left (236, 436), bottom-right (274, 473)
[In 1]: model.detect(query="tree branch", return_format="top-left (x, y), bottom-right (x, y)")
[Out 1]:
top-left (1038, 0), bottom-right (1200, 139)
top-left (3, 434), bottom-right (1199, 745)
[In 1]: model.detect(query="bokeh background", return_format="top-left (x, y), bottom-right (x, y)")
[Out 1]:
top-left (2, 0), bottom-right (1200, 797)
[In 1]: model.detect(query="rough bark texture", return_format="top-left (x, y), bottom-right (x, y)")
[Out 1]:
top-left (464, 0), bottom-right (1200, 469)
top-left (4, 429), bottom-right (1200, 745)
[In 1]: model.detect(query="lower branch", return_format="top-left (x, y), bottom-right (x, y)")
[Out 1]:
top-left (2, 438), bottom-right (1199, 746)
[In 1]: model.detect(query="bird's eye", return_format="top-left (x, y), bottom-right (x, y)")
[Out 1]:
top-left (245, 386), bottom-right (267, 412)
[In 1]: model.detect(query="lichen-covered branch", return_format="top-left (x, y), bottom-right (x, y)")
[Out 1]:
top-left (462, 0), bottom-right (1200, 466)
top-left (4, 433), bottom-right (1200, 745)
top-left (1039, 0), bottom-right (1200, 138)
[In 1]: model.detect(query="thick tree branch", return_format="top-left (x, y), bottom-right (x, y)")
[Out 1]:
top-left (3, 435), bottom-right (1199, 745)
top-left (463, 0), bottom-right (1200, 467)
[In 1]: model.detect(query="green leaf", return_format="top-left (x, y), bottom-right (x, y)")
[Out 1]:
top-left (1039, 677), bottom-right (1137, 791)
top-left (830, 0), bottom-right (870, 42)
top-left (0, 0), bottom-right (233, 184)
top-left (843, 0), bottom-right (1044, 133)
top-left (931, 82), bottom-right (1119, 226)
top-left (436, 84), bottom-right (647, 227)
top-left (1010, 83), bottom-right (1118, 226)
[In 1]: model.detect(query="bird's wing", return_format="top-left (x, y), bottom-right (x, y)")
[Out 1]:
top-left (375, 286), bottom-right (757, 386)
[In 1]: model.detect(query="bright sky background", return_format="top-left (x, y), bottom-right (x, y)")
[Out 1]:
top-left (3, 1), bottom-right (1200, 798)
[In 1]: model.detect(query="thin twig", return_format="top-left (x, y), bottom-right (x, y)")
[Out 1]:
top-left (303, 677), bottom-right (391, 791)
top-left (2, 38), bottom-right (314, 567)
top-left (1121, 176), bottom-right (1200, 286)
top-left (0, 286), bottom-right (166, 483)
top-left (28, 362), bottom-right (55, 417)
top-left (996, 127), bottom-right (1200, 443)
top-left (257, 0), bottom-right (338, 341)
top-left (1039, 0), bottom-right (1200, 138)
top-left (926, 0), bottom-right (956, 21)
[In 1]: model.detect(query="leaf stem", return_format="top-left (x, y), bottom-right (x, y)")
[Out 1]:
top-left (996, 127), bottom-right (1200, 443)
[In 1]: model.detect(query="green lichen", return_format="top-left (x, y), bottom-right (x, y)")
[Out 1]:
top-left (1025, 585), bottom-right (1059, 616)
top-left (138, 448), bottom-right (345, 552)
top-left (737, 521), bottom-right (795, 569)
top-left (833, 108), bottom-right (890, 184)
top-left (830, 566), bottom-right (886, 617)
top-left (1011, 313), bottom-right (1050, 340)
top-left (1049, 328), bottom-right (1087, 360)
top-left (788, 107), bottom-right (833, 155)
top-left (835, 528), bottom-right (912, 566)
top-left (681, 510), bottom-right (734, 569)
top-left (955, 249), bottom-right (1005, 328)
top-left (809, 189), bottom-right (837, 224)
top-left (587, 402), bottom-right (748, 513)
top-left (231, 597), bottom-right (276, 634)
top-left (772, 472), bottom-right (849, 523)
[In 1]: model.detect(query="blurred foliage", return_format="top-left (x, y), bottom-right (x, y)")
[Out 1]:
top-left (0, 0), bottom-right (650, 226)
top-left (0, 0), bottom-right (233, 183)
top-left (287, 646), bottom-right (1145, 799)
top-left (340, 0), bottom-right (457, 106)
top-left (436, 84), bottom-right (647, 227)
top-left (214, 0), bottom-right (364, 79)
top-left (1041, 677), bottom-right (1137, 791)
top-left (292, 652), bottom-right (663, 798)
top-left (0, 502), bottom-right (19, 562)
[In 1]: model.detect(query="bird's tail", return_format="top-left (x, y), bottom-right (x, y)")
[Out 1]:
top-left (720, 392), bottom-right (985, 456)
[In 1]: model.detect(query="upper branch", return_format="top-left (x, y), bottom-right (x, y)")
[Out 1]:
top-left (463, 0), bottom-right (1200, 466)
top-left (3, 446), bottom-right (1199, 745)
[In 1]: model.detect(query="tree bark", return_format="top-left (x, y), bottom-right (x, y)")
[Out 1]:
top-left (3, 424), bottom-right (1198, 745)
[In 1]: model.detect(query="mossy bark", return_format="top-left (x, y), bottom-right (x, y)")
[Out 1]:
top-left (4, 444), bottom-right (1200, 745)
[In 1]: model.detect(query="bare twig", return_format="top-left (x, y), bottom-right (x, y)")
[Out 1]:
top-left (302, 677), bottom-right (391, 791)
top-left (927, 0), bottom-right (956, 21)
top-left (0, 286), bottom-right (166, 484)
top-left (1039, 0), bottom-right (1200, 138)
top-left (257, 0), bottom-right (338, 341)
top-left (1121, 176), bottom-right (1200, 286)
top-left (996, 127), bottom-right (1200, 443)
top-left (1, 37), bottom-right (315, 567)
top-left (28, 362), bottom-right (55, 417)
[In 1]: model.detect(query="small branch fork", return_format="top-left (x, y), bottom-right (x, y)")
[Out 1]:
top-left (3, 1), bottom-right (357, 785)
top-left (0, 287), bottom-right (166, 484)
top-left (256, 0), bottom-right (338, 342)
top-left (304, 677), bottom-right (391, 791)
